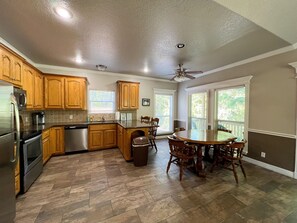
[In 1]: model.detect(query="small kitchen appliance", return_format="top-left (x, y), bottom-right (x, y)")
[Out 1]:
top-left (32, 112), bottom-right (45, 125)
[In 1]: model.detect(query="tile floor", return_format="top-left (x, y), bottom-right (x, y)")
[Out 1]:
top-left (16, 139), bottom-right (297, 223)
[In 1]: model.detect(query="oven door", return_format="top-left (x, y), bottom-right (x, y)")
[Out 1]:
top-left (22, 134), bottom-right (42, 175)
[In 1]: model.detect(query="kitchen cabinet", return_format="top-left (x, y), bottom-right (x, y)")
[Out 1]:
top-left (50, 127), bottom-right (64, 155)
top-left (0, 45), bottom-right (23, 87)
top-left (44, 74), bottom-right (87, 110)
top-left (22, 64), bottom-right (44, 109)
top-left (88, 124), bottom-right (117, 150)
top-left (44, 75), bottom-right (65, 109)
top-left (42, 129), bottom-right (51, 164)
top-left (22, 64), bottom-right (35, 108)
top-left (65, 77), bottom-right (87, 109)
top-left (117, 124), bottom-right (124, 153)
top-left (34, 71), bottom-right (44, 109)
top-left (14, 144), bottom-right (20, 196)
top-left (117, 81), bottom-right (139, 110)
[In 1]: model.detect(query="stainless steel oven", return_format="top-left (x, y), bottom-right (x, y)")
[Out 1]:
top-left (20, 131), bottom-right (43, 193)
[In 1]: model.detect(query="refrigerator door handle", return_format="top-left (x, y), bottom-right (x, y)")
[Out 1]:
top-left (10, 94), bottom-right (20, 164)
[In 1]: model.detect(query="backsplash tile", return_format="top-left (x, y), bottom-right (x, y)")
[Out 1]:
top-left (20, 110), bottom-right (122, 126)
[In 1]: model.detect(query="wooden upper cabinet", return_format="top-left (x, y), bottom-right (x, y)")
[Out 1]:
top-left (13, 57), bottom-right (23, 86)
top-left (44, 75), bottom-right (65, 109)
top-left (65, 77), bottom-right (86, 110)
top-left (44, 75), bottom-right (87, 110)
top-left (22, 64), bottom-right (35, 108)
top-left (129, 83), bottom-right (139, 109)
top-left (117, 81), bottom-right (140, 110)
top-left (0, 46), bottom-right (23, 87)
top-left (34, 71), bottom-right (43, 109)
top-left (23, 64), bottom-right (44, 109)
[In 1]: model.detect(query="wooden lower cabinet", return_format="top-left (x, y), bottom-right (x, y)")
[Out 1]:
top-left (15, 144), bottom-right (20, 195)
top-left (120, 127), bottom-right (149, 161)
top-left (117, 125), bottom-right (124, 153)
top-left (42, 129), bottom-right (51, 164)
top-left (50, 127), bottom-right (64, 155)
top-left (88, 124), bottom-right (117, 150)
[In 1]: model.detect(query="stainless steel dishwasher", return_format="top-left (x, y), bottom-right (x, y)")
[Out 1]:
top-left (64, 125), bottom-right (88, 152)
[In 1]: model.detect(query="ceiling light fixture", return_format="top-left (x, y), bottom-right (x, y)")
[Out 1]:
top-left (174, 76), bottom-right (189, 82)
top-left (75, 56), bottom-right (82, 64)
top-left (96, 64), bottom-right (107, 71)
top-left (176, 43), bottom-right (185, 49)
top-left (54, 6), bottom-right (73, 19)
top-left (143, 67), bottom-right (149, 73)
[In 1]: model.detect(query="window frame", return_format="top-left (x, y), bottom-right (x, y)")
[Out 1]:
top-left (153, 88), bottom-right (176, 135)
top-left (88, 89), bottom-right (116, 114)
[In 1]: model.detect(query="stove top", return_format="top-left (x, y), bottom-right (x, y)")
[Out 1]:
top-left (20, 129), bottom-right (42, 141)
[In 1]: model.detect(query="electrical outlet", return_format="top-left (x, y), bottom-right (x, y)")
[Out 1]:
top-left (69, 115), bottom-right (73, 120)
top-left (25, 117), bottom-right (28, 122)
top-left (261, 152), bottom-right (266, 158)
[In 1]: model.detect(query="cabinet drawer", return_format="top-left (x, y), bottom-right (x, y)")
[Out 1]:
top-left (15, 175), bottom-right (20, 195)
top-left (42, 129), bottom-right (50, 139)
top-left (89, 124), bottom-right (116, 131)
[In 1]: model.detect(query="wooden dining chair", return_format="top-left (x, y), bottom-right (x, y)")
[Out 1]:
top-left (148, 117), bottom-right (159, 151)
top-left (211, 140), bottom-right (247, 184)
top-left (167, 136), bottom-right (196, 181)
top-left (141, 116), bottom-right (151, 123)
top-left (174, 127), bottom-right (185, 132)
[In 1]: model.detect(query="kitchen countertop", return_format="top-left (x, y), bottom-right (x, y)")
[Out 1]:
top-left (22, 120), bottom-right (154, 132)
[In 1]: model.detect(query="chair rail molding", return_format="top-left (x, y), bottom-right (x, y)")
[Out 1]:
top-left (288, 61), bottom-right (297, 179)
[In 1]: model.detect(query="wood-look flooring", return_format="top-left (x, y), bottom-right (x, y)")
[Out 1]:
top-left (16, 139), bottom-right (297, 223)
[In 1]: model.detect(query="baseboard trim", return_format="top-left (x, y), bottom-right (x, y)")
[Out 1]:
top-left (243, 156), bottom-right (295, 178)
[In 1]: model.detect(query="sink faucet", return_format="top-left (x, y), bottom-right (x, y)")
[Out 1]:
top-left (101, 116), bottom-right (105, 121)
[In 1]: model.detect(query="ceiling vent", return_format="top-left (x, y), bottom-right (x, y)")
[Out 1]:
top-left (96, 64), bottom-right (107, 71)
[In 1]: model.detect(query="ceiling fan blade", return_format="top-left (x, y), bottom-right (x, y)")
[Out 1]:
top-left (184, 74), bottom-right (196, 79)
top-left (185, 70), bottom-right (203, 74)
top-left (170, 76), bottom-right (176, 81)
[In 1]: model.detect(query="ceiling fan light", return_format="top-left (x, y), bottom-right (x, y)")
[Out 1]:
top-left (174, 76), bottom-right (189, 82)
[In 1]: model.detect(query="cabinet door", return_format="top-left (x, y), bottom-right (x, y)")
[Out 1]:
top-left (65, 78), bottom-right (84, 109)
top-left (0, 48), bottom-right (13, 82)
top-left (104, 129), bottom-right (117, 148)
top-left (44, 76), bottom-right (64, 109)
top-left (89, 130), bottom-right (104, 150)
top-left (34, 71), bottom-right (43, 109)
top-left (12, 57), bottom-right (22, 86)
top-left (129, 83), bottom-right (139, 109)
top-left (42, 137), bottom-right (50, 164)
top-left (22, 65), bottom-right (35, 108)
top-left (119, 82), bottom-right (130, 110)
top-left (50, 127), bottom-right (64, 155)
top-left (117, 125), bottom-right (123, 152)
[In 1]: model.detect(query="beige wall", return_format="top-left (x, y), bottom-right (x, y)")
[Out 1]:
top-left (38, 66), bottom-right (178, 120)
top-left (178, 49), bottom-right (297, 135)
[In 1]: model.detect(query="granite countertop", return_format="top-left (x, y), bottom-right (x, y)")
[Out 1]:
top-left (22, 120), bottom-right (153, 131)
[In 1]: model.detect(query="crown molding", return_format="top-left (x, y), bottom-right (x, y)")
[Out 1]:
top-left (35, 64), bottom-right (174, 83)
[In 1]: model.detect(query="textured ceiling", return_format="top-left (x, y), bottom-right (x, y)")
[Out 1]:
top-left (0, 0), bottom-right (293, 80)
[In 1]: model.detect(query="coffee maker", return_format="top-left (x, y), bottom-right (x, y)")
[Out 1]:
top-left (32, 112), bottom-right (45, 125)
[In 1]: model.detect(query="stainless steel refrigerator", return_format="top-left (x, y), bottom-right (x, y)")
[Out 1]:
top-left (0, 81), bottom-right (20, 222)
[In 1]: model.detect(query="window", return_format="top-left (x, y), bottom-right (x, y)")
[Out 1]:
top-left (189, 92), bottom-right (207, 130)
top-left (216, 86), bottom-right (245, 139)
top-left (88, 90), bottom-right (115, 113)
top-left (154, 89), bottom-right (175, 135)
top-left (186, 76), bottom-right (252, 149)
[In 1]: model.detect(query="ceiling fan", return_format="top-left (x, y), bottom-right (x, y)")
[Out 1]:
top-left (170, 64), bottom-right (203, 82)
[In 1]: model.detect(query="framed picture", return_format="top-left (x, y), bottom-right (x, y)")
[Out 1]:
top-left (142, 98), bottom-right (150, 106)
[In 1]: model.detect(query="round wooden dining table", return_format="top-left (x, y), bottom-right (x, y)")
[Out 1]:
top-left (173, 129), bottom-right (236, 177)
